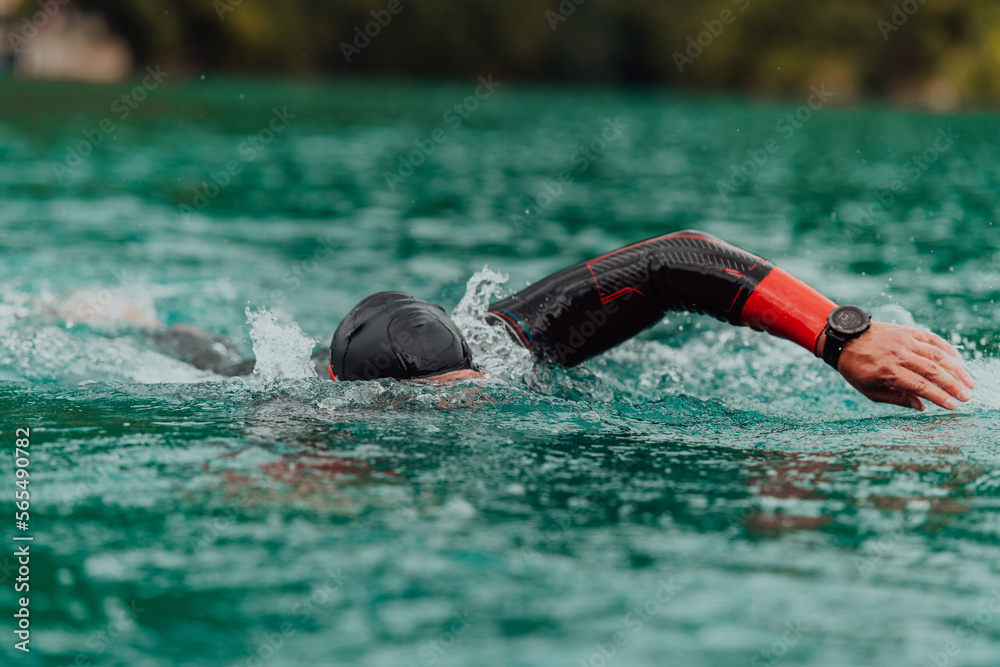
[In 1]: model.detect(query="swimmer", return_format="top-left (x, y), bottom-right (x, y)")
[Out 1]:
top-left (140, 230), bottom-right (974, 411)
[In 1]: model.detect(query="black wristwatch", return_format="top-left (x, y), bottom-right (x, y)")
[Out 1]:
top-left (821, 305), bottom-right (871, 370)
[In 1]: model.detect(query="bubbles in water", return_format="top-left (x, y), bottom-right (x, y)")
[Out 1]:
top-left (966, 358), bottom-right (1000, 410)
top-left (246, 307), bottom-right (318, 382)
top-left (450, 265), bottom-right (533, 382)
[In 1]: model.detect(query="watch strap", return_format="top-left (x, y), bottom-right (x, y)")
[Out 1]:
top-left (822, 328), bottom-right (848, 370)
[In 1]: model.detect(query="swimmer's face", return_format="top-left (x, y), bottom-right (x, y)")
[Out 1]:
top-left (329, 368), bottom-right (483, 383)
top-left (420, 369), bottom-right (484, 383)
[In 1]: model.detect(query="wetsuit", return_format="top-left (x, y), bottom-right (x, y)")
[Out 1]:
top-left (486, 230), bottom-right (836, 366)
top-left (146, 327), bottom-right (326, 377)
top-left (157, 230), bottom-right (838, 378)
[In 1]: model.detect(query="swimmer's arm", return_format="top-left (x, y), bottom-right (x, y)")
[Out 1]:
top-left (52, 290), bottom-right (161, 327)
top-left (728, 259), bottom-right (975, 411)
top-left (818, 323), bottom-right (975, 411)
top-left (737, 264), bottom-right (975, 410)
top-left (490, 230), bottom-right (975, 411)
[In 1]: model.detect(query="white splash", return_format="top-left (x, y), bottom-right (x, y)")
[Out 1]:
top-left (450, 265), bottom-right (533, 382)
top-left (246, 306), bottom-right (318, 382)
top-left (966, 358), bottom-right (1000, 411)
top-left (871, 302), bottom-right (918, 327)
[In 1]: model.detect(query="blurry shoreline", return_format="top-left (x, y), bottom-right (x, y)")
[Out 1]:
top-left (1, 71), bottom-right (996, 116)
top-left (3, 0), bottom-right (1000, 112)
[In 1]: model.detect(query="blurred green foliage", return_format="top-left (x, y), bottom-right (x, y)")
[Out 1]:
top-left (47, 0), bottom-right (1000, 102)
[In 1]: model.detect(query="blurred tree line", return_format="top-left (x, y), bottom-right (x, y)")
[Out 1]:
top-left (39, 0), bottom-right (1000, 103)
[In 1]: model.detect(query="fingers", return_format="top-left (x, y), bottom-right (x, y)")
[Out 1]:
top-left (911, 329), bottom-right (961, 359)
top-left (865, 387), bottom-right (924, 411)
top-left (892, 367), bottom-right (963, 410)
top-left (912, 341), bottom-right (976, 389)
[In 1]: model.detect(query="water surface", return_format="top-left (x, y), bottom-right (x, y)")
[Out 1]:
top-left (1, 77), bottom-right (999, 667)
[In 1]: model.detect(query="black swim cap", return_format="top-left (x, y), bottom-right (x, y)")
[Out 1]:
top-left (329, 291), bottom-right (475, 381)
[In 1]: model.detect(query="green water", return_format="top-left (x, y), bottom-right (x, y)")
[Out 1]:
top-left (1, 77), bottom-right (1000, 667)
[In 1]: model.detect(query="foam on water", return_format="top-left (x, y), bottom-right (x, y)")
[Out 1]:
top-left (450, 265), bottom-right (534, 382)
top-left (0, 286), bottom-right (215, 384)
top-left (245, 306), bottom-right (318, 382)
top-left (967, 357), bottom-right (1000, 410)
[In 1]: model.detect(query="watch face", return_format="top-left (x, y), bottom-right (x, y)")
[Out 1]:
top-left (829, 305), bottom-right (870, 335)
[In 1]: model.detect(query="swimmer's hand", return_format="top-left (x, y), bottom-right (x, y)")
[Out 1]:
top-left (823, 322), bottom-right (976, 411)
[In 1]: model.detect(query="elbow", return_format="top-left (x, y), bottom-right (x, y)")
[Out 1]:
top-left (666, 229), bottom-right (723, 243)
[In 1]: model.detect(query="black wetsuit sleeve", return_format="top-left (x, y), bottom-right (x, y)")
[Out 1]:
top-left (148, 327), bottom-right (332, 378)
top-left (147, 326), bottom-right (256, 377)
top-left (485, 230), bottom-right (775, 366)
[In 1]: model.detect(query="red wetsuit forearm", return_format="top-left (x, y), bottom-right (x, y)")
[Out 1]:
top-left (739, 266), bottom-right (837, 354)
